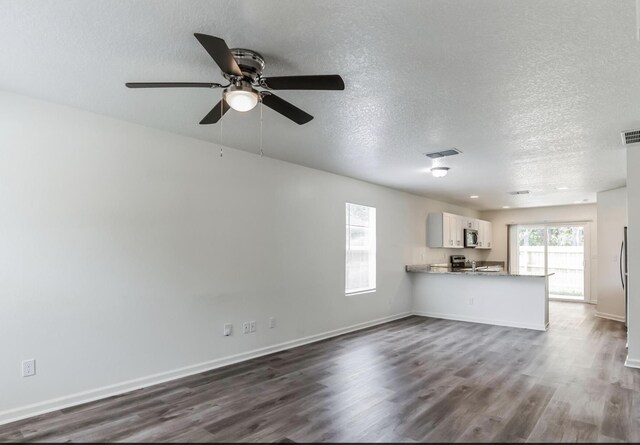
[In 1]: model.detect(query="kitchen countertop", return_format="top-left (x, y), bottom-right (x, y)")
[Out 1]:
top-left (405, 264), bottom-right (554, 277)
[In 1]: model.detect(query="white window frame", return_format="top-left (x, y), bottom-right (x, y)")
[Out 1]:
top-left (345, 202), bottom-right (377, 295)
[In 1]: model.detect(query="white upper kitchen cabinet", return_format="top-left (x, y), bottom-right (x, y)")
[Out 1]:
top-left (484, 220), bottom-right (493, 249)
top-left (463, 218), bottom-right (479, 230)
top-left (428, 213), bottom-right (491, 249)
top-left (427, 212), bottom-right (463, 248)
top-left (452, 215), bottom-right (464, 248)
top-left (477, 220), bottom-right (493, 249)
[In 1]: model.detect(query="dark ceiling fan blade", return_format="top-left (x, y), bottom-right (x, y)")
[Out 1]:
top-left (200, 99), bottom-right (230, 125)
top-left (194, 33), bottom-right (243, 77)
top-left (260, 93), bottom-right (313, 125)
top-left (125, 82), bottom-right (221, 88)
top-left (260, 75), bottom-right (345, 90)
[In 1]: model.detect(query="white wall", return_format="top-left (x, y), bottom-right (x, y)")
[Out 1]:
top-left (626, 149), bottom-right (640, 367)
top-left (596, 187), bottom-right (627, 321)
top-left (0, 91), bottom-right (481, 422)
top-left (480, 204), bottom-right (598, 303)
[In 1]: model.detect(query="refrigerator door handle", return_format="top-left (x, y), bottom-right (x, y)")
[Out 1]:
top-left (620, 240), bottom-right (625, 290)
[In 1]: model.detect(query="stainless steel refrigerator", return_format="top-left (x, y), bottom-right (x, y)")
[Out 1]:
top-left (623, 226), bottom-right (628, 327)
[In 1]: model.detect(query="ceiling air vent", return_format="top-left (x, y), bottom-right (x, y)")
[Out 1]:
top-left (621, 129), bottom-right (640, 145)
top-left (424, 148), bottom-right (462, 159)
top-left (508, 190), bottom-right (530, 195)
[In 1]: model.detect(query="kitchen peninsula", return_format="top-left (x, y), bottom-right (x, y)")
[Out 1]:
top-left (406, 263), bottom-right (552, 331)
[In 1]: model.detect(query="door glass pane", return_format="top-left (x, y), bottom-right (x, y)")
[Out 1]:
top-left (547, 226), bottom-right (585, 301)
top-left (517, 227), bottom-right (546, 276)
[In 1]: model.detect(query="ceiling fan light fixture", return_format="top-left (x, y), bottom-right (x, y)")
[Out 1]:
top-left (431, 167), bottom-right (450, 178)
top-left (224, 85), bottom-right (259, 112)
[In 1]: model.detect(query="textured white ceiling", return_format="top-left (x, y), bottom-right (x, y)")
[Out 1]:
top-left (0, 0), bottom-right (634, 209)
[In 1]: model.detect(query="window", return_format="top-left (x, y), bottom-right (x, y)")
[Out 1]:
top-left (345, 203), bottom-right (376, 294)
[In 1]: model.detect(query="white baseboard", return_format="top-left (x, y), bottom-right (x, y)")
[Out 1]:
top-left (412, 310), bottom-right (547, 332)
top-left (595, 311), bottom-right (626, 323)
top-left (0, 311), bottom-right (412, 427)
top-left (625, 356), bottom-right (640, 369)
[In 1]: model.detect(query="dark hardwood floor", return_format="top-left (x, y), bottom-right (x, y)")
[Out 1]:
top-left (1, 302), bottom-right (637, 443)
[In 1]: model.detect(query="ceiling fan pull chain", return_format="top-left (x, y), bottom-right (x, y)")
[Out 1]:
top-left (220, 92), bottom-right (224, 157)
top-left (260, 101), bottom-right (264, 157)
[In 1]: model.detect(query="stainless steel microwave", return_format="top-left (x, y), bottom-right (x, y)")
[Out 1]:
top-left (464, 229), bottom-right (478, 247)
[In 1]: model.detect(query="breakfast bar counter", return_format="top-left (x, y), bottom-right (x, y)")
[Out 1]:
top-left (407, 264), bottom-right (552, 331)
top-left (405, 264), bottom-right (551, 277)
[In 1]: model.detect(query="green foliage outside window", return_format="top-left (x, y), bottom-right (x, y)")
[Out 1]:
top-left (518, 226), bottom-right (584, 247)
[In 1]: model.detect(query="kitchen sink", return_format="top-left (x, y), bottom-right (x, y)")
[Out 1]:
top-left (459, 266), bottom-right (503, 272)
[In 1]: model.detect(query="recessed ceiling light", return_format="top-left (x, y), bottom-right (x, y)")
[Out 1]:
top-left (430, 167), bottom-right (450, 178)
top-left (557, 186), bottom-right (569, 190)
top-left (470, 195), bottom-right (479, 199)
top-left (502, 206), bottom-right (510, 209)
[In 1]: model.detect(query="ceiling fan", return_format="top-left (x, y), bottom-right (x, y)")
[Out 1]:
top-left (126, 33), bottom-right (345, 125)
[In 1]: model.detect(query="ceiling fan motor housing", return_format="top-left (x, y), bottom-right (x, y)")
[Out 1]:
top-left (224, 48), bottom-right (266, 83)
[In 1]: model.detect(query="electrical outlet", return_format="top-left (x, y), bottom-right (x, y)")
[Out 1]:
top-left (249, 321), bottom-right (256, 333)
top-left (269, 317), bottom-right (276, 329)
top-left (22, 359), bottom-right (36, 377)
top-left (223, 323), bottom-right (232, 336)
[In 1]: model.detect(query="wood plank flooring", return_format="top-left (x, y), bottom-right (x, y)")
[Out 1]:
top-left (1, 302), bottom-right (638, 443)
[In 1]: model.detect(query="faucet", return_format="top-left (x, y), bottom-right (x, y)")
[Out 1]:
top-left (471, 260), bottom-right (477, 272)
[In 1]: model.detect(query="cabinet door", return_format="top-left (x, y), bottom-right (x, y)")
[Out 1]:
top-left (453, 215), bottom-right (464, 248)
top-left (428, 212), bottom-right (450, 248)
top-left (477, 220), bottom-right (492, 249)
top-left (443, 213), bottom-right (454, 247)
top-left (484, 221), bottom-right (492, 248)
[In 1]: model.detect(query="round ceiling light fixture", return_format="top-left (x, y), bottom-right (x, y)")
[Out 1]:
top-left (224, 84), bottom-right (259, 112)
top-left (430, 167), bottom-right (450, 178)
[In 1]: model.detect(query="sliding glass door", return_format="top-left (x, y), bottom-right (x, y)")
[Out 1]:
top-left (547, 226), bottom-right (585, 301)
top-left (513, 224), bottom-right (588, 302)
